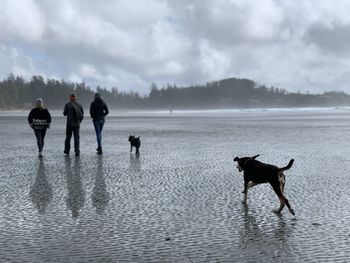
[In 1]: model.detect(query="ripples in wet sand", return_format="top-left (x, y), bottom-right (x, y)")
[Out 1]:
top-left (0, 112), bottom-right (350, 262)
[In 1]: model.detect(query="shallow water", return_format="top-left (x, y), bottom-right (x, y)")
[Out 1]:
top-left (0, 110), bottom-right (350, 262)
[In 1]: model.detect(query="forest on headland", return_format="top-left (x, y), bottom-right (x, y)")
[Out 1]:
top-left (0, 74), bottom-right (349, 110)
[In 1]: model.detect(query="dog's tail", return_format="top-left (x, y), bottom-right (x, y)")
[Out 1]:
top-left (279, 159), bottom-right (294, 172)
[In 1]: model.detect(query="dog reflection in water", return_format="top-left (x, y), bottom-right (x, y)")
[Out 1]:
top-left (30, 159), bottom-right (53, 214)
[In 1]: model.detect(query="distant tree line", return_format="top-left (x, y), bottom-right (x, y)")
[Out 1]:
top-left (1, 74), bottom-right (350, 110)
top-left (0, 74), bottom-right (145, 110)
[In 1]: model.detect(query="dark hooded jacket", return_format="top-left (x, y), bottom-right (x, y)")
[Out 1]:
top-left (63, 101), bottom-right (84, 127)
top-left (28, 108), bottom-right (51, 129)
top-left (90, 97), bottom-right (109, 122)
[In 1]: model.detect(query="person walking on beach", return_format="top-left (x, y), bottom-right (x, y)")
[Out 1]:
top-left (63, 93), bottom-right (84, 156)
top-left (28, 98), bottom-right (51, 157)
top-left (90, 93), bottom-right (109, 154)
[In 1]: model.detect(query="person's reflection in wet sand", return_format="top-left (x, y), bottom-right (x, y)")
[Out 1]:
top-left (30, 159), bottom-right (53, 214)
top-left (91, 155), bottom-right (109, 214)
top-left (65, 157), bottom-right (85, 219)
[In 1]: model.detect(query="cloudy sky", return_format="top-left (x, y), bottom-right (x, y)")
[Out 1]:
top-left (1, 0), bottom-right (350, 94)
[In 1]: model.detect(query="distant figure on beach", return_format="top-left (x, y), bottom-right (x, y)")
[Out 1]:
top-left (28, 98), bottom-right (51, 157)
top-left (90, 93), bottom-right (109, 154)
top-left (63, 93), bottom-right (84, 156)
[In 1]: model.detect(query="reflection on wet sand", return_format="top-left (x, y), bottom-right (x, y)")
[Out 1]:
top-left (129, 153), bottom-right (141, 173)
top-left (2, 112), bottom-right (350, 261)
top-left (239, 203), bottom-right (295, 260)
top-left (30, 159), bottom-right (53, 214)
top-left (91, 155), bottom-right (110, 214)
top-left (65, 157), bottom-right (85, 219)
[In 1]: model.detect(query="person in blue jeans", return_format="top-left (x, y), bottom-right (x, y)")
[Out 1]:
top-left (90, 93), bottom-right (109, 154)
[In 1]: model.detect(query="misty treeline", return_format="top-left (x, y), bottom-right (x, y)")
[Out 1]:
top-left (0, 74), bottom-right (144, 110)
top-left (1, 74), bottom-right (349, 110)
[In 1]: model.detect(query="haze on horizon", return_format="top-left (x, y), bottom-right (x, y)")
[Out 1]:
top-left (0, 0), bottom-right (349, 94)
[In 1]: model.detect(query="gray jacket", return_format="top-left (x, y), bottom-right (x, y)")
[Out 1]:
top-left (63, 101), bottom-right (84, 127)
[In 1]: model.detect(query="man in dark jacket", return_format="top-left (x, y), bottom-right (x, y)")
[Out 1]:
top-left (63, 93), bottom-right (84, 156)
top-left (90, 93), bottom-right (109, 154)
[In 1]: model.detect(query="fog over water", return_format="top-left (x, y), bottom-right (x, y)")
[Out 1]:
top-left (0, 109), bottom-right (349, 262)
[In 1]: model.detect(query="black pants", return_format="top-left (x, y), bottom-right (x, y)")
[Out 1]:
top-left (34, 128), bottom-right (47, 152)
top-left (64, 125), bottom-right (80, 153)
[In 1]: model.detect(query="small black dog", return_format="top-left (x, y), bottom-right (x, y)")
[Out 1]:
top-left (234, 154), bottom-right (295, 215)
top-left (128, 135), bottom-right (141, 155)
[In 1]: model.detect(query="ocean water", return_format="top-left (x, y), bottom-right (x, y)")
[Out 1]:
top-left (0, 109), bottom-right (349, 262)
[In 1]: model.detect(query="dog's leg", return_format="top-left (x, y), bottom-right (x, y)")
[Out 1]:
top-left (271, 184), bottom-right (285, 214)
top-left (274, 195), bottom-right (294, 216)
top-left (136, 147), bottom-right (139, 155)
top-left (243, 181), bottom-right (249, 203)
top-left (274, 198), bottom-right (285, 214)
top-left (284, 198), bottom-right (295, 216)
top-left (242, 181), bottom-right (257, 193)
top-left (279, 173), bottom-right (286, 194)
top-left (271, 183), bottom-right (295, 216)
top-left (278, 173), bottom-right (294, 215)
top-left (130, 145), bottom-right (132, 152)
top-left (248, 181), bottom-right (257, 189)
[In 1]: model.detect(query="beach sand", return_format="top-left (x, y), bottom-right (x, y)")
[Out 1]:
top-left (0, 110), bottom-right (349, 262)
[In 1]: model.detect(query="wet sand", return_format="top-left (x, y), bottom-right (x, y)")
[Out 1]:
top-left (0, 110), bottom-right (349, 262)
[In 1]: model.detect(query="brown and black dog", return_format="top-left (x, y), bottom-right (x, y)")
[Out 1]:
top-left (233, 154), bottom-right (295, 215)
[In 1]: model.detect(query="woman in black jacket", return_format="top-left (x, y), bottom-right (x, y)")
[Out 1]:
top-left (28, 98), bottom-right (51, 157)
top-left (90, 93), bottom-right (109, 154)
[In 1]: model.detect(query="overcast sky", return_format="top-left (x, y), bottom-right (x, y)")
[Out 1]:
top-left (1, 0), bottom-right (350, 94)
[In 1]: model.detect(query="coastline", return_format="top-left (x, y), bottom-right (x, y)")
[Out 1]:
top-left (1, 106), bottom-right (350, 117)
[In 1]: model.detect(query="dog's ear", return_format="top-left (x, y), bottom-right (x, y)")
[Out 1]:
top-left (252, 154), bottom-right (260, 160)
top-left (138, 137), bottom-right (140, 139)
top-left (233, 157), bottom-right (239, 162)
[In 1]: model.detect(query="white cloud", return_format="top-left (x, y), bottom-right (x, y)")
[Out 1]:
top-left (0, 44), bottom-right (34, 77)
top-left (208, 0), bottom-right (284, 41)
top-left (0, 0), bottom-right (45, 43)
top-left (1, 0), bottom-right (350, 94)
top-left (198, 40), bottom-right (231, 80)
